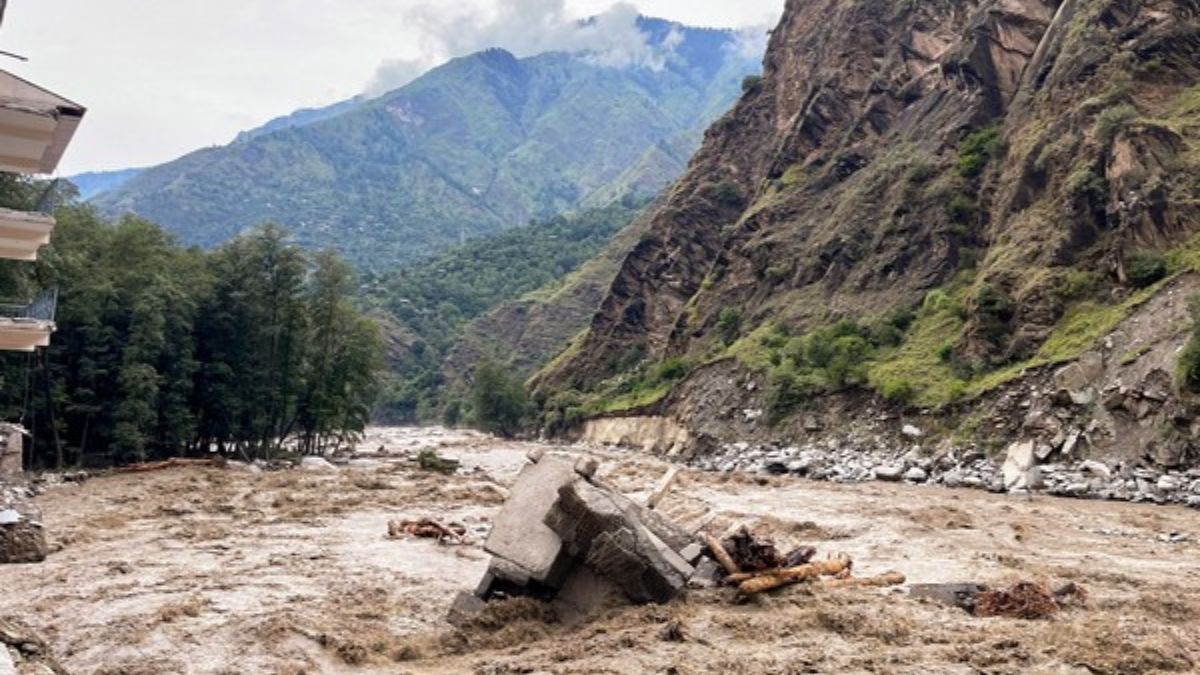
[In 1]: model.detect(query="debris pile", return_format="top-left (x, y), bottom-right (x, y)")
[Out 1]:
top-left (453, 451), bottom-right (906, 624)
top-left (387, 518), bottom-right (467, 544)
top-left (910, 580), bottom-right (1088, 619)
top-left (0, 483), bottom-right (45, 565)
top-left (703, 528), bottom-right (904, 595)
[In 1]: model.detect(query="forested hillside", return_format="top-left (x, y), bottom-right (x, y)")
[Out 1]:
top-left (367, 202), bottom-right (643, 422)
top-left (92, 18), bottom-right (760, 271)
top-left (0, 177), bottom-right (382, 468)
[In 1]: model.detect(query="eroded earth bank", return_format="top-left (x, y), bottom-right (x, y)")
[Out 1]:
top-left (2, 427), bottom-right (1198, 675)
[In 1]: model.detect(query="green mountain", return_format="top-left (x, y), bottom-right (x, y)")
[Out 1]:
top-left (365, 201), bottom-right (644, 422)
top-left (68, 168), bottom-right (144, 200)
top-left (93, 18), bottom-right (761, 272)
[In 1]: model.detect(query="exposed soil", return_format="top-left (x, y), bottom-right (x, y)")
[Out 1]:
top-left (3, 427), bottom-right (1199, 674)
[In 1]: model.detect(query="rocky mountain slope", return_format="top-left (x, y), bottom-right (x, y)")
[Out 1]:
top-left (91, 18), bottom-right (760, 271)
top-left (538, 0), bottom-right (1200, 469)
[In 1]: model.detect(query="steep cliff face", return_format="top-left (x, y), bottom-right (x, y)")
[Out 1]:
top-left (539, 0), bottom-right (1200, 461)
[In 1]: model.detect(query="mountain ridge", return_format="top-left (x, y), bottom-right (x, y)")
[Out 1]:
top-left (91, 17), bottom-right (762, 271)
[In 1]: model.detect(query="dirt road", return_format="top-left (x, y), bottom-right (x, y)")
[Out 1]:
top-left (2, 427), bottom-right (1198, 674)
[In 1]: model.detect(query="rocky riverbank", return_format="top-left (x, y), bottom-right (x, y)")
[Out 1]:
top-left (692, 437), bottom-right (1200, 509)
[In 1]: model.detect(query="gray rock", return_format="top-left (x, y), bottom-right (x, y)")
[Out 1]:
top-left (1158, 475), bottom-right (1184, 493)
top-left (1079, 460), bottom-right (1111, 480)
top-left (1187, 495), bottom-right (1200, 508)
top-left (1053, 352), bottom-right (1104, 400)
top-left (901, 424), bottom-right (923, 439)
top-left (904, 467), bottom-right (929, 483)
top-left (1001, 441), bottom-right (1038, 491)
top-left (874, 464), bottom-right (906, 482)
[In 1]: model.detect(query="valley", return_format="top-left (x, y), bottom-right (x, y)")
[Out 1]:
top-left (5, 427), bottom-right (1199, 674)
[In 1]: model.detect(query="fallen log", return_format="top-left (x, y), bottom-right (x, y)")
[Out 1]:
top-left (704, 533), bottom-right (741, 576)
top-left (116, 458), bottom-right (219, 473)
top-left (738, 556), bottom-right (852, 595)
top-left (645, 466), bottom-right (680, 510)
top-left (820, 571), bottom-right (906, 589)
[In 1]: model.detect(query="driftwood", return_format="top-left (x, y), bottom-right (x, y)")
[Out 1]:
top-left (116, 458), bottom-right (219, 473)
top-left (820, 571), bottom-right (907, 589)
top-left (388, 518), bottom-right (467, 544)
top-left (645, 466), bottom-right (680, 509)
top-left (704, 533), bottom-right (741, 576)
top-left (738, 556), bottom-right (853, 595)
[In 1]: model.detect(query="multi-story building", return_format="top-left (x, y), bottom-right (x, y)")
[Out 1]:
top-left (0, 33), bottom-right (85, 351)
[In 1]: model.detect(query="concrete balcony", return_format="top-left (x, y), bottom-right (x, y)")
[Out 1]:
top-left (0, 207), bottom-right (52, 260)
top-left (0, 290), bottom-right (55, 352)
top-left (0, 69), bottom-right (85, 175)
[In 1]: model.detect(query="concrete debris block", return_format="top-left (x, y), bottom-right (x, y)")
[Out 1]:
top-left (679, 542), bottom-right (703, 565)
top-left (484, 454), bottom-right (578, 585)
top-left (545, 478), bottom-right (693, 603)
top-left (688, 557), bottom-right (722, 589)
top-left (0, 520), bottom-right (46, 564)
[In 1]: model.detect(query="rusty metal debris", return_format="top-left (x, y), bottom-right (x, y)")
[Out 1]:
top-left (970, 581), bottom-right (1089, 619)
top-left (387, 518), bottom-right (467, 544)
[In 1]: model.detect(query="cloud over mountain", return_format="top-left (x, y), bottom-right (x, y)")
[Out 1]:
top-left (366, 1), bottom-right (688, 95)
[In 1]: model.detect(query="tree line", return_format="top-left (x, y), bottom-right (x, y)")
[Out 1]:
top-left (0, 176), bottom-right (382, 468)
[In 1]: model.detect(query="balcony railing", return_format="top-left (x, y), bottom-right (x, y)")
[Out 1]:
top-left (0, 288), bottom-right (57, 322)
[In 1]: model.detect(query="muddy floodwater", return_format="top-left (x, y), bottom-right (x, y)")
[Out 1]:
top-left (3, 427), bottom-right (1198, 674)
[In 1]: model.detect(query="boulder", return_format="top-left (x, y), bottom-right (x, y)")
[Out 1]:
top-left (0, 519), bottom-right (47, 564)
top-left (873, 464), bottom-right (906, 482)
top-left (1001, 441), bottom-right (1040, 492)
top-left (1053, 352), bottom-right (1104, 399)
top-left (1079, 460), bottom-right (1111, 480)
top-left (901, 424), bottom-right (923, 439)
top-left (904, 467), bottom-right (929, 483)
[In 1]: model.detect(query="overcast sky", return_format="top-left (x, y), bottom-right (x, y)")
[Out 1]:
top-left (1, 0), bottom-right (783, 175)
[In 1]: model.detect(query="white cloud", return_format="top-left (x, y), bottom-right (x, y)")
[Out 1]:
top-left (0, 0), bottom-right (784, 174)
top-left (364, 1), bottom-right (679, 96)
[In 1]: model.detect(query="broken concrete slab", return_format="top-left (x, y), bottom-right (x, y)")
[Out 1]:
top-left (545, 478), bottom-right (693, 603)
top-left (484, 454), bottom-right (579, 585)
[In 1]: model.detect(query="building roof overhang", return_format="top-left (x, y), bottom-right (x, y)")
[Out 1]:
top-left (0, 69), bottom-right (85, 175)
